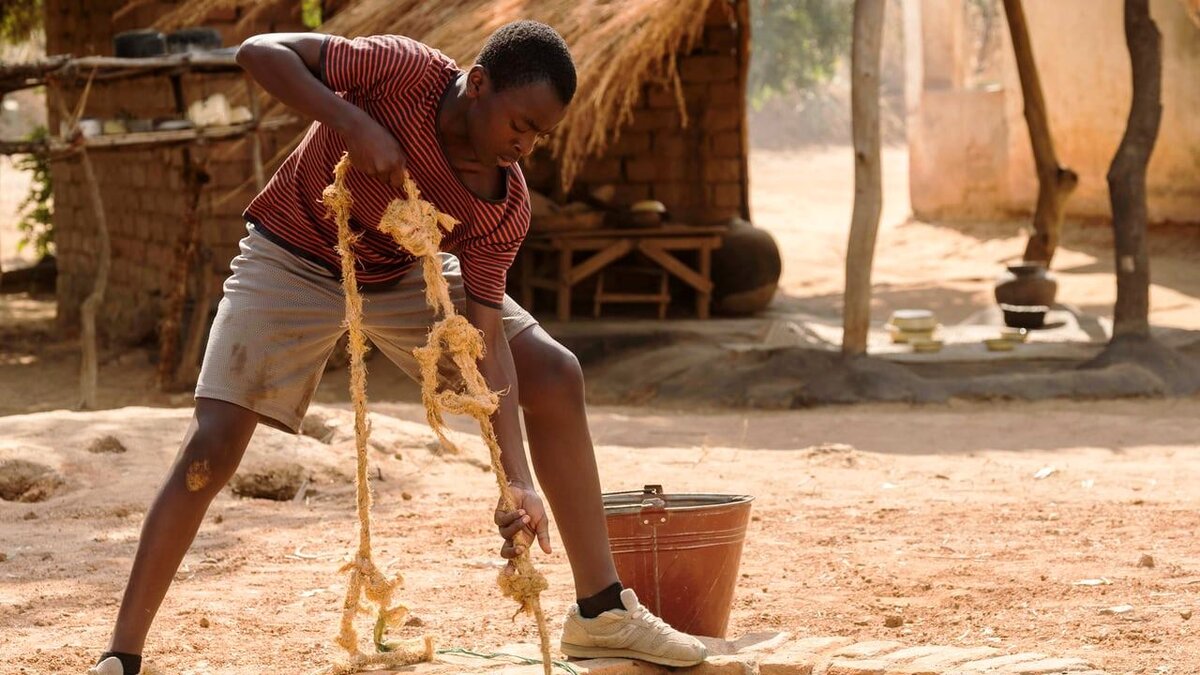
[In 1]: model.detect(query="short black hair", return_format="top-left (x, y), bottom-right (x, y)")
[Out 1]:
top-left (477, 20), bottom-right (576, 105)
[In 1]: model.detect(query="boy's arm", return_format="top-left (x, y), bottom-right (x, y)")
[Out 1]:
top-left (236, 33), bottom-right (407, 187)
top-left (465, 298), bottom-right (552, 556)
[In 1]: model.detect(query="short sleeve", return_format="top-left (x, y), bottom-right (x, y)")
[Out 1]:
top-left (459, 202), bottom-right (531, 309)
top-left (320, 34), bottom-right (431, 100)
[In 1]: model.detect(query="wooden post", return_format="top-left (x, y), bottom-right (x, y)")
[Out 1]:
top-left (842, 0), bottom-right (886, 357)
top-left (1107, 0), bottom-right (1161, 339)
top-left (1002, 0), bottom-right (1078, 264)
top-left (557, 246), bottom-right (572, 321)
top-left (245, 74), bottom-right (266, 189)
top-left (734, 0), bottom-right (752, 222)
top-left (77, 146), bottom-right (111, 409)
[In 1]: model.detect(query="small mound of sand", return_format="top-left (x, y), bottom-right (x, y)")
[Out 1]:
top-left (0, 459), bottom-right (65, 502)
top-left (800, 442), bottom-right (867, 468)
top-left (230, 461), bottom-right (308, 501)
top-left (87, 435), bottom-right (127, 454)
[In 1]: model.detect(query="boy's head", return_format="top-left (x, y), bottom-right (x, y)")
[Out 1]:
top-left (465, 20), bottom-right (575, 168)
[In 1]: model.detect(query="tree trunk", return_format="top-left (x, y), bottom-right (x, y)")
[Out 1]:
top-left (1002, 0), bottom-right (1078, 264)
top-left (842, 0), bottom-right (886, 357)
top-left (78, 147), bottom-right (110, 410)
top-left (1108, 0), bottom-right (1161, 339)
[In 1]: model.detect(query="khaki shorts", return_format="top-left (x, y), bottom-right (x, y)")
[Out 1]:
top-left (196, 226), bottom-right (538, 432)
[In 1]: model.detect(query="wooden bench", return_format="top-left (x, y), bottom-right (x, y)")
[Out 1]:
top-left (519, 225), bottom-right (725, 321)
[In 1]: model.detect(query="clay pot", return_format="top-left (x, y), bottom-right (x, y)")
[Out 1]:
top-left (994, 262), bottom-right (1058, 307)
top-left (711, 219), bottom-right (781, 316)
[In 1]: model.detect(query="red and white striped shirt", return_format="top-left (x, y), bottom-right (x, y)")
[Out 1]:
top-left (244, 34), bottom-right (530, 308)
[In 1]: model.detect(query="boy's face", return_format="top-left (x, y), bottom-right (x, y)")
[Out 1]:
top-left (466, 66), bottom-right (568, 169)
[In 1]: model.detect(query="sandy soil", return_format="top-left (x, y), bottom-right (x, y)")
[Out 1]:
top-left (750, 146), bottom-right (1200, 330)
top-left (1, 400), bottom-right (1197, 674)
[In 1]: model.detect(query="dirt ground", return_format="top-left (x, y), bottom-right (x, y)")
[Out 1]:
top-left (1, 400), bottom-right (1197, 674)
top-left (2, 148), bottom-right (1199, 674)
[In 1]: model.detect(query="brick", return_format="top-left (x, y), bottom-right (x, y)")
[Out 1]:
top-left (705, 27), bottom-right (737, 52)
top-left (654, 135), bottom-right (690, 159)
top-left (827, 659), bottom-right (887, 675)
top-left (705, 0), bottom-right (733, 26)
top-left (628, 109), bottom-right (683, 133)
top-left (679, 655), bottom-right (755, 674)
top-left (577, 158), bottom-right (622, 183)
top-left (682, 81), bottom-right (709, 103)
top-left (761, 637), bottom-right (854, 675)
top-left (710, 82), bottom-right (743, 105)
top-left (713, 183), bottom-right (742, 209)
top-left (711, 131), bottom-right (741, 157)
top-left (611, 183), bottom-right (650, 205)
top-left (727, 631), bottom-right (792, 654)
top-left (835, 641), bottom-right (904, 659)
top-left (913, 646), bottom-right (1001, 667)
top-left (627, 156), bottom-right (685, 182)
top-left (703, 160), bottom-right (741, 183)
top-left (877, 645), bottom-right (955, 664)
top-left (955, 653), bottom-right (1049, 672)
top-left (1001, 657), bottom-right (1095, 674)
top-left (651, 182), bottom-right (698, 210)
top-left (610, 132), bottom-right (651, 156)
top-left (680, 55), bottom-right (739, 83)
top-left (646, 86), bottom-right (678, 109)
top-left (703, 104), bottom-right (742, 131)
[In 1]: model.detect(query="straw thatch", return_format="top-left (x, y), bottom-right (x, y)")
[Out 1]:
top-left (127, 0), bottom-right (729, 189)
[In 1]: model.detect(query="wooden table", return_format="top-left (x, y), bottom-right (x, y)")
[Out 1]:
top-left (519, 225), bottom-right (726, 321)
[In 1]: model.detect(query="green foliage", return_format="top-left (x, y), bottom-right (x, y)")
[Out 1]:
top-left (0, 0), bottom-right (42, 44)
top-left (748, 0), bottom-right (854, 108)
top-left (301, 0), bottom-right (323, 29)
top-left (14, 126), bottom-right (54, 259)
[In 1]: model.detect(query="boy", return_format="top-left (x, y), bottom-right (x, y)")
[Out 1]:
top-left (89, 20), bottom-right (707, 675)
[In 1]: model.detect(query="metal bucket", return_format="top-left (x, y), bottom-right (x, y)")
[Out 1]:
top-left (603, 485), bottom-right (754, 638)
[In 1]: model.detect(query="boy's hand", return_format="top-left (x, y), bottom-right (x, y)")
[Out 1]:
top-left (494, 482), bottom-right (552, 560)
top-left (342, 115), bottom-right (408, 189)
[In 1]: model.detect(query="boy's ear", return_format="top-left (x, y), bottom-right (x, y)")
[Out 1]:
top-left (466, 65), bottom-right (488, 99)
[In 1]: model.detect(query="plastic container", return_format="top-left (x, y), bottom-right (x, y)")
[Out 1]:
top-left (603, 485), bottom-right (754, 638)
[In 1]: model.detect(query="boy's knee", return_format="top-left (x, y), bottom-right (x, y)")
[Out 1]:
top-left (520, 342), bottom-right (584, 411)
top-left (175, 428), bottom-right (248, 496)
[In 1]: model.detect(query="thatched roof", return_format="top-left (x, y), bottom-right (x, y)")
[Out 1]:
top-left (130, 0), bottom-right (728, 189)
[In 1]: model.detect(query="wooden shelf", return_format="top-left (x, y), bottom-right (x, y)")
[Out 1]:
top-left (0, 52), bottom-right (243, 93)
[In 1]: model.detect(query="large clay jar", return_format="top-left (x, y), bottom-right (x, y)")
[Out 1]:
top-left (994, 262), bottom-right (1058, 307)
top-left (711, 218), bottom-right (781, 316)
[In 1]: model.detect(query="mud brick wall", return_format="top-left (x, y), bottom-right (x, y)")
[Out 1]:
top-left (567, 1), bottom-right (748, 226)
top-left (45, 0), bottom-right (306, 344)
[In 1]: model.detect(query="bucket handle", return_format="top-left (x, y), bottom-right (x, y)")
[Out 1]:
top-left (605, 485), bottom-right (670, 526)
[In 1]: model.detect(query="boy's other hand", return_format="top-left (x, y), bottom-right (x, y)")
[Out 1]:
top-left (494, 482), bottom-right (552, 560)
top-left (344, 116), bottom-right (408, 189)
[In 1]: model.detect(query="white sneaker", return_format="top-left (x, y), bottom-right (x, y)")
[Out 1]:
top-left (560, 588), bottom-right (708, 667)
top-left (87, 656), bottom-right (137, 675)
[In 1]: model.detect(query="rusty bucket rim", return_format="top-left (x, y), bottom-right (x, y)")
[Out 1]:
top-left (602, 490), bottom-right (755, 514)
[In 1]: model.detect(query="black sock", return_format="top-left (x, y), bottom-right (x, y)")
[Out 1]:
top-left (98, 651), bottom-right (142, 675)
top-left (577, 581), bottom-right (624, 619)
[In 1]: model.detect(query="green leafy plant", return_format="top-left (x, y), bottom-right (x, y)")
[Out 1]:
top-left (748, 0), bottom-right (854, 109)
top-left (301, 0), bottom-right (323, 29)
top-left (0, 0), bottom-right (43, 44)
top-left (14, 126), bottom-right (54, 259)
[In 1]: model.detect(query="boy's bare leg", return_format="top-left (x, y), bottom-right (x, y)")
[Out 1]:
top-left (510, 325), bottom-right (619, 599)
top-left (106, 398), bottom-right (259, 655)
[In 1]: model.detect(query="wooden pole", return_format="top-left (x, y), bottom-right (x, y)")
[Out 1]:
top-left (245, 74), bottom-right (266, 190)
top-left (1002, 0), bottom-right (1078, 264)
top-left (1107, 0), bottom-right (1161, 339)
top-left (734, 0), bottom-right (752, 222)
top-left (174, 165), bottom-right (213, 387)
top-left (77, 145), bottom-right (110, 410)
top-left (842, 0), bottom-right (886, 357)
